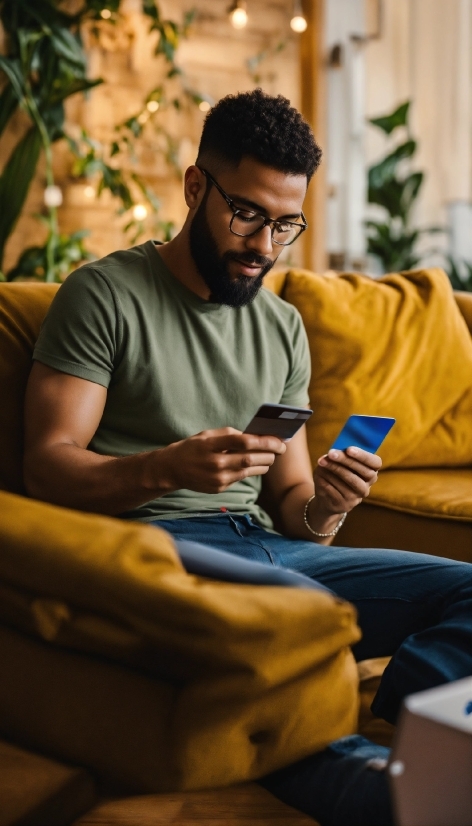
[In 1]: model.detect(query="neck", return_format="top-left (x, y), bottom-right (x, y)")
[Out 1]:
top-left (155, 224), bottom-right (211, 301)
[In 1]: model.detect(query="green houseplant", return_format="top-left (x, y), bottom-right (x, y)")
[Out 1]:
top-left (0, 0), bottom-right (204, 282)
top-left (365, 101), bottom-right (443, 274)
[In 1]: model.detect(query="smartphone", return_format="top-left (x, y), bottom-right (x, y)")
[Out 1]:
top-left (330, 414), bottom-right (396, 454)
top-left (244, 403), bottom-right (313, 442)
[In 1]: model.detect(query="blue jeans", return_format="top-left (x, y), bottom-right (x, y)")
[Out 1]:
top-left (152, 513), bottom-right (472, 824)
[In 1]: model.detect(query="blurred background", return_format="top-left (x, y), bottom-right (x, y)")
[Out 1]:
top-left (1, 0), bottom-right (471, 290)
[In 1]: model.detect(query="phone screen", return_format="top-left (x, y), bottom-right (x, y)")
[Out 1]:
top-left (244, 403), bottom-right (313, 441)
top-left (330, 414), bottom-right (396, 454)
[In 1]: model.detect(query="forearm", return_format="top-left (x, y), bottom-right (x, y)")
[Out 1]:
top-left (277, 482), bottom-right (344, 546)
top-left (23, 442), bottom-right (175, 516)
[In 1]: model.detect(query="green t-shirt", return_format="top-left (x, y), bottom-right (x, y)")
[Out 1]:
top-left (33, 240), bottom-right (311, 527)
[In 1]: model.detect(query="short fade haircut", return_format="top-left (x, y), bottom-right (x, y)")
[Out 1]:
top-left (196, 88), bottom-right (322, 183)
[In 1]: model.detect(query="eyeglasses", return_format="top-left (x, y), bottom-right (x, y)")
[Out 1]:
top-left (198, 167), bottom-right (308, 246)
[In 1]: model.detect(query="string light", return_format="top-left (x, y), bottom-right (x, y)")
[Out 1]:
top-left (146, 100), bottom-right (159, 113)
top-left (100, 8), bottom-right (112, 19)
top-left (84, 185), bottom-right (95, 199)
top-left (228, 0), bottom-right (248, 29)
top-left (43, 185), bottom-right (63, 208)
top-left (290, 0), bottom-right (307, 33)
top-left (132, 204), bottom-right (148, 221)
top-left (199, 100), bottom-right (211, 112)
top-left (138, 111), bottom-right (149, 125)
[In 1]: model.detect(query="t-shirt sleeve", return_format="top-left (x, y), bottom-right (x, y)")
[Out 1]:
top-left (33, 267), bottom-right (122, 388)
top-left (279, 308), bottom-right (311, 407)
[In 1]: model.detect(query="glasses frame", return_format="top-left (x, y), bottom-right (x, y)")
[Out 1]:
top-left (197, 167), bottom-right (308, 246)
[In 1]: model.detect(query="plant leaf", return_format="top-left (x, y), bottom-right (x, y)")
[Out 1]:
top-left (369, 101), bottom-right (410, 135)
top-left (368, 140), bottom-right (417, 191)
top-left (0, 126), bottom-right (42, 270)
top-left (0, 56), bottom-right (26, 107)
top-left (0, 82), bottom-right (19, 137)
top-left (49, 26), bottom-right (86, 69)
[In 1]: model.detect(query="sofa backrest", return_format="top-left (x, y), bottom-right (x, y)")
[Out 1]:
top-left (0, 283), bottom-right (59, 493)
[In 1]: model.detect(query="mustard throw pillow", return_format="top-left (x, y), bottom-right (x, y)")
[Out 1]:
top-left (282, 268), bottom-right (472, 469)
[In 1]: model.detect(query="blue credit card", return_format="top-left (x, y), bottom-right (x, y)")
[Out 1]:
top-left (330, 415), bottom-right (396, 454)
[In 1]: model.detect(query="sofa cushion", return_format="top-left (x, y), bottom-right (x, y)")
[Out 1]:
top-left (344, 468), bottom-right (472, 562)
top-left (367, 468), bottom-right (472, 521)
top-left (0, 489), bottom-right (360, 792)
top-left (270, 268), bottom-right (472, 469)
top-left (0, 283), bottom-right (59, 494)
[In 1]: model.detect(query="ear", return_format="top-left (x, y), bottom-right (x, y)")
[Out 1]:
top-left (184, 165), bottom-right (206, 210)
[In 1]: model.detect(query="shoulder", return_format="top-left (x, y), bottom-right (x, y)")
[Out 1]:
top-left (76, 241), bottom-right (152, 288)
top-left (54, 241), bottom-right (154, 306)
top-left (254, 283), bottom-right (306, 332)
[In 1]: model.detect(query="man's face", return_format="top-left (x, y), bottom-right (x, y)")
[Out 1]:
top-left (188, 157), bottom-right (307, 307)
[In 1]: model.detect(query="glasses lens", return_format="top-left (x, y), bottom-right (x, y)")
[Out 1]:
top-left (231, 211), bottom-right (266, 236)
top-left (230, 212), bottom-right (305, 245)
top-left (272, 222), bottom-right (302, 245)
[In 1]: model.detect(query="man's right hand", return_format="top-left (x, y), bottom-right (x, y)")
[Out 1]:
top-left (151, 427), bottom-right (287, 495)
top-left (24, 363), bottom-right (286, 514)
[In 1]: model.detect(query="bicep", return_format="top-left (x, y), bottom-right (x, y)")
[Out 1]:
top-left (24, 362), bottom-right (107, 456)
top-left (262, 423), bottom-right (314, 506)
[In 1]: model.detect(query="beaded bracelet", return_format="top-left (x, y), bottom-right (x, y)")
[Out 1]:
top-left (303, 493), bottom-right (347, 537)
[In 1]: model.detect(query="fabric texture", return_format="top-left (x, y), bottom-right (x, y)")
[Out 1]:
top-left (265, 267), bottom-right (472, 469)
top-left (0, 489), bottom-right (360, 792)
top-left (32, 241), bottom-right (310, 526)
top-left (365, 467), bottom-right (472, 520)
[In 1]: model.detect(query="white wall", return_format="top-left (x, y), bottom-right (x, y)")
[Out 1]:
top-left (325, 0), bottom-right (472, 271)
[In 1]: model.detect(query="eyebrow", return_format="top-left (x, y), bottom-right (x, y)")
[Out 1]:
top-left (227, 193), bottom-right (302, 221)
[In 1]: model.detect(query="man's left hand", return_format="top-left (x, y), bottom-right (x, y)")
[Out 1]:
top-left (314, 446), bottom-right (382, 516)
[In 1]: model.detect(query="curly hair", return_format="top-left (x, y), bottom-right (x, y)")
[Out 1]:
top-left (196, 89), bottom-right (322, 182)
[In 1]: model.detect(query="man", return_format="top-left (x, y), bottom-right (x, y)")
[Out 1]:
top-left (24, 89), bottom-right (472, 825)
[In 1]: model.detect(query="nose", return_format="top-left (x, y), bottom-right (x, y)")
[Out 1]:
top-left (245, 224), bottom-right (274, 258)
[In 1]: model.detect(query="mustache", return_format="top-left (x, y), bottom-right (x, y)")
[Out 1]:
top-left (224, 251), bottom-right (273, 269)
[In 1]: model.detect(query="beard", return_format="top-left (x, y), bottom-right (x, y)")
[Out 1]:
top-left (188, 191), bottom-right (275, 308)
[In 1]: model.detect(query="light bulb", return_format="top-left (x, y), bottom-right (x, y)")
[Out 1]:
top-left (199, 100), bottom-right (211, 112)
top-left (100, 8), bottom-right (112, 19)
top-left (290, 14), bottom-right (307, 33)
top-left (290, 0), bottom-right (307, 33)
top-left (138, 111), bottom-right (149, 125)
top-left (229, 1), bottom-right (248, 29)
top-left (43, 185), bottom-right (63, 208)
top-left (132, 204), bottom-right (148, 221)
top-left (147, 100), bottom-right (159, 113)
top-left (84, 185), bottom-right (95, 199)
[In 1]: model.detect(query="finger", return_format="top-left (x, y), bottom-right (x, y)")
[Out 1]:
top-left (315, 472), bottom-right (359, 510)
top-left (215, 464), bottom-right (271, 491)
top-left (210, 432), bottom-right (286, 455)
top-left (318, 451), bottom-right (378, 485)
top-left (197, 427), bottom-right (242, 439)
top-left (319, 448), bottom-right (382, 479)
top-left (216, 451), bottom-right (277, 472)
top-left (317, 466), bottom-right (370, 500)
top-left (343, 447), bottom-right (382, 470)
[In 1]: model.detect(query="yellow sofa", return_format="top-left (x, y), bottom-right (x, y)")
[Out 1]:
top-left (266, 267), bottom-right (472, 563)
top-left (0, 268), bottom-right (470, 823)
